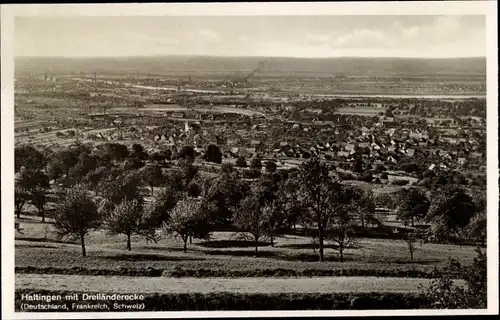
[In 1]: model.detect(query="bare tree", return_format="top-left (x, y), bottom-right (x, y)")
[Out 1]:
top-left (105, 199), bottom-right (154, 251)
top-left (163, 198), bottom-right (211, 252)
top-left (53, 187), bottom-right (101, 257)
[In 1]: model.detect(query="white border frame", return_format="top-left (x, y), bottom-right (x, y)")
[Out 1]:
top-left (1, 1), bottom-right (498, 318)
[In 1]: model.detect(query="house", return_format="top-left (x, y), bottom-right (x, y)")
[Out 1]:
top-left (280, 141), bottom-right (289, 147)
top-left (406, 148), bottom-right (415, 157)
top-left (338, 151), bottom-right (350, 157)
top-left (359, 142), bottom-right (370, 149)
top-left (345, 144), bottom-right (355, 152)
top-left (428, 164), bottom-right (436, 171)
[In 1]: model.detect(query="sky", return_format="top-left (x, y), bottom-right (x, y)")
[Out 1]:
top-left (14, 15), bottom-right (486, 58)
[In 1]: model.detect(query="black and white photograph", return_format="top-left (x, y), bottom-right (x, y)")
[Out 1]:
top-left (1, 2), bottom-right (498, 318)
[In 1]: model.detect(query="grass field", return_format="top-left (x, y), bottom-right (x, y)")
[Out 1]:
top-left (15, 217), bottom-right (477, 278)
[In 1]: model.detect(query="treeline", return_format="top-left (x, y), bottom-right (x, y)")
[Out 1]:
top-left (15, 142), bottom-right (486, 261)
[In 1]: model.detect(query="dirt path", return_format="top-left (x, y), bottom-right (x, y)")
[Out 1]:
top-left (16, 274), bottom-right (463, 294)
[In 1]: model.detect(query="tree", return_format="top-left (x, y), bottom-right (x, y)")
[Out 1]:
top-left (205, 144), bottom-right (222, 164)
top-left (426, 186), bottom-right (476, 240)
top-left (234, 194), bottom-right (271, 256)
top-left (15, 169), bottom-right (33, 219)
top-left (345, 187), bottom-right (377, 229)
top-left (220, 162), bottom-right (234, 174)
top-left (105, 199), bottom-right (153, 251)
top-left (124, 157), bottom-right (145, 170)
top-left (396, 187), bottom-right (430, 227)
top-left (142, 164), bottom-right (165, 195)
top-left (298, 158), bottom-right (343, 262)
top-left (405, 231), bottom-right (417, 261)
top-left (200, 169), bottom-right (249, 229)
top-left (325, 186), bottom-right (359, 263)
top-left (131, 143), bottom-right (149, 160)
top-left (422, 247), bottom-right (486, 308)
top-left (148, 187), bottom-right (180, 227)
top-left (164, 199), bottom-right (211, 252)
top-left (69, 153), bottom-right (98, 183)
top-left (264, 160), bottom-right (277, 173)
top-left (99, 171), bottom-right (144, 209)
top-left (353, 157), bottom-right (364, 174)
top-left (26, 170), bottom-right (50, 223)
top-left (467, 211), bottom-right (486, 246)
top-left (236, 155), bottom-right (247, 168)
top-left (83, 166), bottom-right (110, 194)
top-left (15, 145), bottom-right (46, 172)
top-left (187, 182), bottom-right (202, 198)
top-left (53, 187), bottom-right (101, 256)
top-left (103, 143), bottom-right (129, 161)
top-left (250, 157), bottom-right (262, 170)
top-left (177, 145), bottom-right (195, 160)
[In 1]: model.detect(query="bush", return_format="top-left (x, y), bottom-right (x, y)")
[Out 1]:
top-left (422, 247), bottom-right (486, 309)
top-left (391, 179), bottom-right (409, 186)
top-left (380, 172), bottom-right (388, 180)
top-left (357, 173), bottom-right (373, 182)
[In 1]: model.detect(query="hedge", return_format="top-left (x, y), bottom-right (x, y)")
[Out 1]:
top-left (15, 289), bottom-right (432, 311)
top-left (16, 266), bottom-right (449, 279)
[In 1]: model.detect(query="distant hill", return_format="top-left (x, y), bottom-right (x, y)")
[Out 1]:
top-left (15, 56), bottom-right (486, 78)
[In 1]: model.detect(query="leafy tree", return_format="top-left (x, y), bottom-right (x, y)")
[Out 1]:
top-left (142, 164), bottom-right (165, 195)
top-left (250, 157), bottom-right (262, 169)
top-left (236, 155), bottom-right (247, 168)
top-left (396, 187), bottom-right (430, 227)
top-left (264, 160), bottom-right (277, 173)
top-left (69, 153), bottom-right (98, 183)
top-left (426, 186), bottom-right (476, 240)
top-left (205, 144), bottom-right (222, 164)
top-left (177, 145), bottom-right (195, 160)
top-left (220, 162), bottom-right (234, 174)
top-left (15, 145), bottom-right (46, 172)
top-left (99, 171), bottom-right (144, 209)
top-left (124, 156), bottom-right (145, 170)
top-left (105, 199), bottom-right (153, 251)
top-left (201, 169), bottom-right (249, 229)
top-left (235, 194), bottom-right (272, 255)
top-left (352, 188), bottom-right (378, 229)
top-left (353, 157), bottom-right (364, 174)
top-left (467, 211), bottom-right (486, 246)
top-left (175, 160), bottom-right (199, 191)
top-left (164, 198), bottom-right (211, 252)
top-left (187, 182), bottom-right (202, 198)
top-left (53, 187), bottom-right (101, 256)
top-left (25, 170), bottom-right (50, 223)
top-left (131, 143), bottom-right (149, 160)
top-left (298, 157), bottom-right (343, 262)
top-left (132, 143), bottom-right (145, 154)
top-left (103, 143), bottom-right (129, 161)
top-left (83, 166), bottom-right (110, 194)
top-left (15, 168), bottom-right (35, 219)
top-left (149, 186), bottom-right (180, 227)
